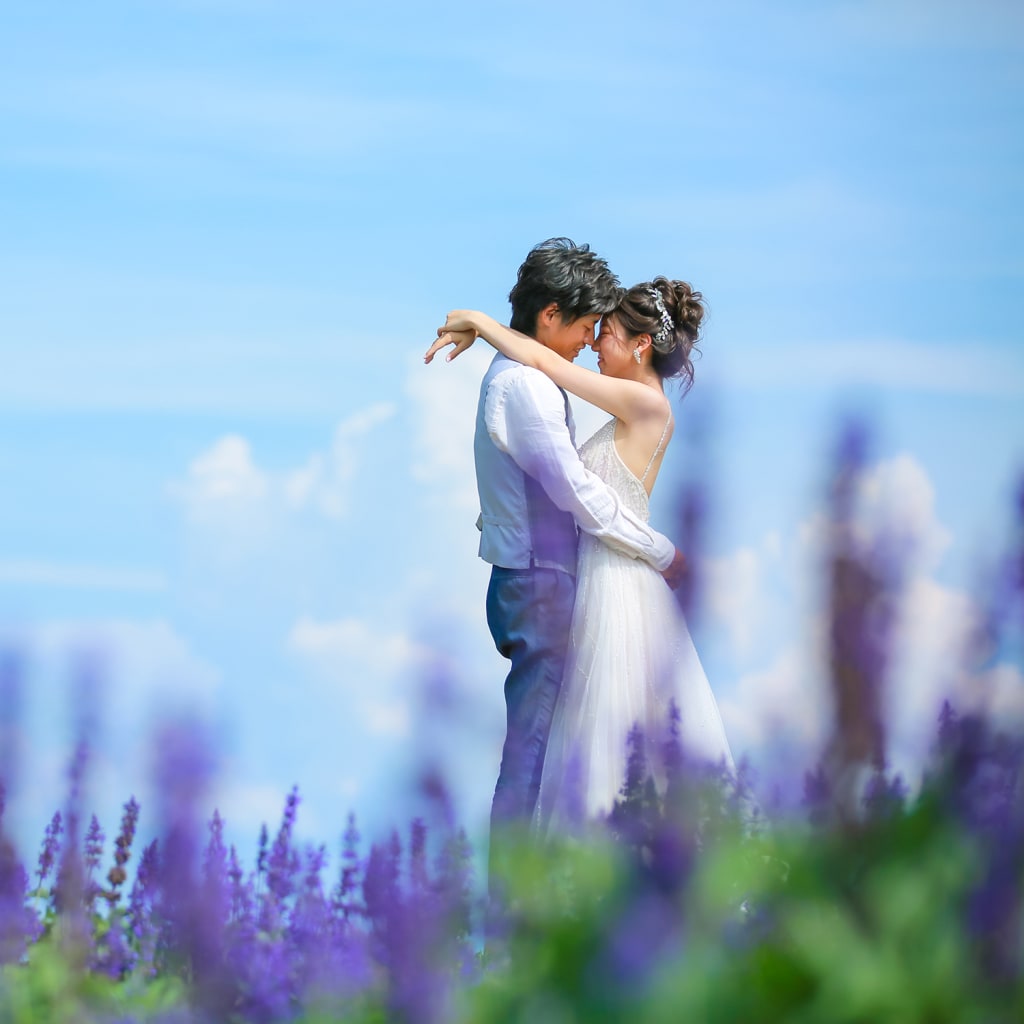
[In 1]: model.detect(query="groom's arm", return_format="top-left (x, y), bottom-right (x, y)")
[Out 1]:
top-left (486, 368), bottom-right (681, 574)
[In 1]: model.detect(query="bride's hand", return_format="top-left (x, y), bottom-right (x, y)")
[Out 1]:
top-left (424, 310), bottom-right (482, 364)
top-left (424, 328), bottom-right (476, 364)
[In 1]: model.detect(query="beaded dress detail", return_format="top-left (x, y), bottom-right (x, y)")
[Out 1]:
top-left (534, 417), bottom-right (736, 833)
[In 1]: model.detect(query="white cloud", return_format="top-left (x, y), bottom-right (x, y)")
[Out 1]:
top-left (718, 642), bottom-right (830, 768)
top-left (705, 544), bottom-right (763, 657)
top-left (853, 453), bottom-right (953, 571)
top-left (712, 450), bottom-right (1001, 788)
top-left (315, 403), bottom-right (396, 519)
top-left (288, 615), bottom-right (425, 679)
top-left (885, 575), bottom-right (978, 775)
top-left (287, 615), bottom-right (431, 740)
top-left (30, 618), bottom-right (221, 715)
top-left (173, 434), bottom-right (269, 521)
top-left (210, 778), bottom-right (298, 840)
top-left (170, 402), bottom-right (396, 532)
top-left (364, 700), bottom-right (411, 739)
top-left (407, 346), bottom-right (492, 510)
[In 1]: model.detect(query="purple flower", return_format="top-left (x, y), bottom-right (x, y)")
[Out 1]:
top-left (819, 421), bottom-right (905, 822)
top-left (105, 796), bottom-right (139, 906)
top-left (0, 831), bottom-right (40, 963)
top-left (127, 838), bottom-right (160, 976)
top-left (36, 810), bottom-right (64, 892)
top-left (862, 769), bottom-right (908, 822)
top-left (335, 812), bottom-right (362, 921)
top-left (83, 813), bottom-right (105, 906)
top-left (256, 822), bottom-right (269, 888)
top-left (227, 843), bottom-right (255, 927)
top-left (266, 786), bottom-right (301, 906)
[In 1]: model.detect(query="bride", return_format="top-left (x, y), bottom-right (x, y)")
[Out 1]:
top-left (431, 278), bottom-right (736, 832)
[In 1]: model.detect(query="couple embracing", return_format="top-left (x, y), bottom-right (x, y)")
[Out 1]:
top-left (424, 238), bottom-right (735, 898)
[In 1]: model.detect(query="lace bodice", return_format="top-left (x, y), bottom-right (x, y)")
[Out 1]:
top-left (578, 417), bottom-right (670, 521)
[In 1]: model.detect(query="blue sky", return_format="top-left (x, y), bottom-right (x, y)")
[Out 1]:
top-left (1, 0), bottom-right (1022, 863)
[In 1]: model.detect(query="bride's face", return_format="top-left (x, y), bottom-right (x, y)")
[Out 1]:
top-left (592, 315), bottom-right (636, 377)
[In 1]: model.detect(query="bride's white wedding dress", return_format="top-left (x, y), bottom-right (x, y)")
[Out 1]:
top-left (534, 416), bottom-right (736, 833)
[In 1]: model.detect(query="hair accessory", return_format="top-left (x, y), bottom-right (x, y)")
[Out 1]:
top-left (648, 286), bottom-right (674, 347)
top-left (633, 347), bottom-right (642, 364)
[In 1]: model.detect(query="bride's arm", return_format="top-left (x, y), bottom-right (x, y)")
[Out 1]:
top-left (425, 310), bottom-right (661, 424)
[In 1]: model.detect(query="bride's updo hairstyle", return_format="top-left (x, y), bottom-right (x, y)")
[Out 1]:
top-left (615, 277), bottom-right (705, 392)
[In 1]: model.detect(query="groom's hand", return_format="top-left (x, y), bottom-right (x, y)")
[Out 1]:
top-left (661, 547), bottom-right (688, 590)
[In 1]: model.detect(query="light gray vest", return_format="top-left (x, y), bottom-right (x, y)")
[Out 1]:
top-left (474, 354), bottom-right (578, 575)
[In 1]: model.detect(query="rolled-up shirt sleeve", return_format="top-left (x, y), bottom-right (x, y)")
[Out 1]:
top-left (485, 366), bottom-right (675, 571)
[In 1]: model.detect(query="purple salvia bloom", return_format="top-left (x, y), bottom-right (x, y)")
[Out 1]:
top-left (433, 827), bottom-right (475, 948)
top-left (674, 479), bottom-right (708, 627)
top-left (661, 700), bottom-right (683, 783)
top-left (936, 700), bottom-right (959, 757)
top-left (227, 843), bottom-right (254, 927)
top-left (668, 410), bottom-right (713, 628)
top-left (288, 843), bottom-right (334, 1002)
top-left (235, 935), bottom-right (293, 1024)
top-left (188, 808), bottom-right (237, 1019)
top-left (256, 822), bottom-right (269, 891)
top-left (932, 707), bottom-right (1024, 982)
top-left (0, 832), bottom-right (40, 963)
top-left (362, 836), bottom-right (400, 959)
top-left (0, 649), bottom-right (39, 955)
top-left (223, 844), bottom-right (264, 1017)
top-left (36, 810), bottom-right (63, 891)
top-left (127, 838), bottom-right (160, 977)
top-left (410, 818), bottom-right (429, 894)
top-left (598, 892), bottom-right (681, 995)
top-left (53, 737), bottom-right (91, 971)
top-left (84, 813), bottom-right (104, 873)
top-left (818, 421), bottom-right (904, 823)
top-left (203, 809), bottom-right (230, 915)
top-left (93, 906), bottom-right (132, 980)
top-left (418, 766), bottom-right (456, 836)
top-left (382, 824), bottom-right (478, 1024)
top-left (200, 809), bottom-right (232, 980)
top-left (335, 812), bottom-right (362, 922)
top-left (861, 769), bottom-right (908, 822)
top-left (267, 786), bottom-right (301, 901)
top-left (151, 718), bottom-right (231, 1013)
top-left (106, 796), bottom-right (139, 907)
top-left (610, 724), bottom-right (660, 849)
top-left (83, 813), bottom-right (105, 908)
top-left (259, 786), bottom-right (301, 936)
top-left (802, 761), bottom-right (832, 827)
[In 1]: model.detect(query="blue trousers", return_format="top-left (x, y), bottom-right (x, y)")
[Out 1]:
top-left (485, 565), bottom-right (575, 893)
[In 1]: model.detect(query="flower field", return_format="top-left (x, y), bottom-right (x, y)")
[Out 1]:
top-left (1, 431), bottom-right (1021, 1023)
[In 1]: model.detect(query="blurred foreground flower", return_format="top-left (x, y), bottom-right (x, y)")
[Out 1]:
top-left (0, 424), bottom-right (1020, 1022)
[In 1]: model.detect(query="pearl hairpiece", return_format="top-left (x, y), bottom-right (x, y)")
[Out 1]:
top-left (649, 287), bottom-right (673, 347)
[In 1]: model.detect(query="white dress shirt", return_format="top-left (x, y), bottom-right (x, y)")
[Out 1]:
top-left (475, 353), bottom-right (675, 572)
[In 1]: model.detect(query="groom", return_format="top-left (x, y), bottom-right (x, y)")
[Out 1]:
top-left (459, 238), bottom-right (686, 892)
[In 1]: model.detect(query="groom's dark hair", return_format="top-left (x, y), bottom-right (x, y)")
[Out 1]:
top-left (508, 237), bottom-right (622, 336)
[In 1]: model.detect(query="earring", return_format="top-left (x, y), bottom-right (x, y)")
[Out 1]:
top-left (633, 347), bottom-right (642, 364)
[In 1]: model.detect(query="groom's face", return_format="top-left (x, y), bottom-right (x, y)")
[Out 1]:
top-left (536, 304), bottom-right (600, 363)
